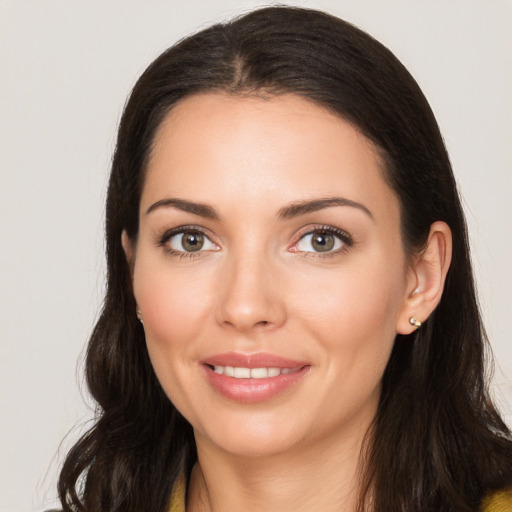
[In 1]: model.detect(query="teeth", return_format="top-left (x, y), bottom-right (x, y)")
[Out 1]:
top-left (268, 367), bottom-right (281, 377)
top-left (211, 365), bottom-right (300, 379)
top-left (250, 367), bottom-right (268, 379)
top-left (234, 367), bottom-right (251, 378)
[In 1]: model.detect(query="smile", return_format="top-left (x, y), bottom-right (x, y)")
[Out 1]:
top-left (210, 365), bottom-right (302, 379)
top-left (201, 353), bottom-right (310, 403)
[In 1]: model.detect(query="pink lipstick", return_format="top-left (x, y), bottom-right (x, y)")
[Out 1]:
top-left (201, 352), bottom-right (310, 403)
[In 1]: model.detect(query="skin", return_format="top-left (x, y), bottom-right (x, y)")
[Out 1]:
top-left (123, 93), bottom-right (451, 512)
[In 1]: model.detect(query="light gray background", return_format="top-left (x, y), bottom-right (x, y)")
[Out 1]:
top-left (1, 1), bottom-right (510, 511)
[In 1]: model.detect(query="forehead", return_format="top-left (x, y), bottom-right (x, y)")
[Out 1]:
top-left (142, 93), bottom-right (398, 222)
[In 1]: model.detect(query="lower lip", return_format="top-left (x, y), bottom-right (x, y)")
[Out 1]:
top-left (203, 365), bottom-right (310, 403)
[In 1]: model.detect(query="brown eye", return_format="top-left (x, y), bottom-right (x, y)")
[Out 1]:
top-left (167, 230), bottom-right (218, 253)
top-left (181, 231), bottom-right (204, 252)
top-left (295, 229), bottom-right (345, 254)
top-left (311, 232), bottom-right (335, 252)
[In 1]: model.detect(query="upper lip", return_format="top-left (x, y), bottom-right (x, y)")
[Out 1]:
top-left (201, 352), bottom-right (308, 369)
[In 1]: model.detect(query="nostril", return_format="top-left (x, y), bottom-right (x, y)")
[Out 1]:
top-left (216, 293), bottom-right (287, 332)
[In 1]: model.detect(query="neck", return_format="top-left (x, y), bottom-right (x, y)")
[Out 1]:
top-left (187, 422), bottom-right (372, 512)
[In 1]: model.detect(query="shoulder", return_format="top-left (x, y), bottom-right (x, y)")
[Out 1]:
top-left (480, 488), bottom-right (512, 512)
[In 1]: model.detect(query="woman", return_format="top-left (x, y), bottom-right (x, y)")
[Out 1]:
top-left (57, 6), bottom-right (512, 512)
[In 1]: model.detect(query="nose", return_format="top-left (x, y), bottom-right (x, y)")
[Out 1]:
top-left (215, 250), bottom-right (287, 333)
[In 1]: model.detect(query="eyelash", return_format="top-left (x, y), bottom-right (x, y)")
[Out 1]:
top-left (158, 225), bottom-right (217, 260)
top-left (157, 224), bottom-right (354, 260)
top-left (291, 225), bottom-right (354, 258)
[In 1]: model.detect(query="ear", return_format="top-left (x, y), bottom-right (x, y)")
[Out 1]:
top-left (396, 221), bottom-right (452, 334)
top-left (121, 229), bottom-right (135, 279)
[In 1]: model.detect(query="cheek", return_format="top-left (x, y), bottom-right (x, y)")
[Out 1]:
top-left (294, 258), bottom-right (404, 334)
top-left (291, 255), bottom-right (405, 376)
top-left (135, 257), bottom-right (210, 325)
top-left (293, 268), bottom-right (400, 419)
top-left (132, 259), bottom-right (215, 369)
top-left (132, 261), bottom-right (217, 418)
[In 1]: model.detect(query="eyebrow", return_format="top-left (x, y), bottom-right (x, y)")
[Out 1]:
top-left (277, 197), bottom-right (373, 220)
top-left (146, 198), bottom-right (219, 219)
top-left (146, 196), bottom-right (373, 221)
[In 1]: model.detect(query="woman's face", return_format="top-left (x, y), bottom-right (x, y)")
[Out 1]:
top-left (129, 93), bottom-right (415, 457)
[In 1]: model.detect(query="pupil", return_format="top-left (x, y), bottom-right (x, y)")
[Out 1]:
top-left (183, 232), bottom-right (204, 252)
top-left (312, 233), bottom-right (334, 252)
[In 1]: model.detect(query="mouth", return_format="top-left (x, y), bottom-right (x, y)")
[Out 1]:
top-left (206, 364), bottom-right (304, 379)
top-left (201, 353), bottom-right (310, 403)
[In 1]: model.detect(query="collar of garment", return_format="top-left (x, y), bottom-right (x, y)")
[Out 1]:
top-left (167, 475), bottom-right (512, 512)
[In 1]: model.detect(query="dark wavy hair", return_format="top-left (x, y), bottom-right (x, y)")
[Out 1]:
top-left (58, 6), bottom-right (512, 511)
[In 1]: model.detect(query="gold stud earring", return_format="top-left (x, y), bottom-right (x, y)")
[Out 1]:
top-left (409, 317), bottom-right (422, 328)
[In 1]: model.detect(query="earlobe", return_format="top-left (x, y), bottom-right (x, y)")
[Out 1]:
top-left (397, 221), bottom-right (452, 334)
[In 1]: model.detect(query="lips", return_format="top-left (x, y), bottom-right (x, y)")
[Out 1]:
top-left (201, 352), bottom-right (310, 403)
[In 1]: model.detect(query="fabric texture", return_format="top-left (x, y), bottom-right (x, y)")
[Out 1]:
top-left (167, 479), bottom-right (512, 512)
top-left (168, 471), bottom-right (186, 512)
top-left (481, 489), bottom-right (512, 512)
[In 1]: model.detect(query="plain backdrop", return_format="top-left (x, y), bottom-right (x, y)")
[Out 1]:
top-left (0, 1), bottom-right (510, 510)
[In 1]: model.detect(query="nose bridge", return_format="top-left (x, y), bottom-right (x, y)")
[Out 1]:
top-left (216, 240), bottom-right (285, 332)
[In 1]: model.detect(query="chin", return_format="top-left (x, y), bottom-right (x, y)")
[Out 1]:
top-left (194, 411), bottom-right (311, 458)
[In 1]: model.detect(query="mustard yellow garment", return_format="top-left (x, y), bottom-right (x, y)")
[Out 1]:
top-left (168, 472), bottom-right (186, 512)
top-left (481, 489), bottom-right (512, 512)
top-left (168, 477), bottom-right (512, 512)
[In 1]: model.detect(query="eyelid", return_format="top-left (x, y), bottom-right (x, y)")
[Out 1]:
top-left (157, 225), bottom-right (220, 255)
top-left (289, 224), bottom-right (354, 255)
top-left (155, 223), bottom-right (353, 258)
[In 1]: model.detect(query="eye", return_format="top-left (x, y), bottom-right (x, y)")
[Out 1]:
top-left (166, 230), bottom-right (218, 253)
top-left (293, 227), bottom-right (351, 254)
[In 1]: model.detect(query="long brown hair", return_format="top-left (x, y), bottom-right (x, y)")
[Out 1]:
top-left (58, 6), bottom-right (512, 511)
